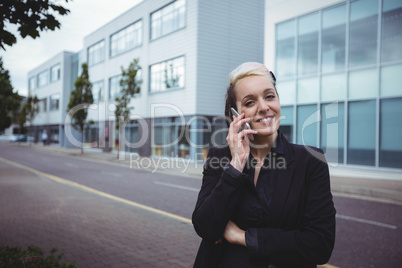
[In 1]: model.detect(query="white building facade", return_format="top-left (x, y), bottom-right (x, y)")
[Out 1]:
top-left (265, 0), bottom-right (402, 169)
top-left (80, 0), bottom-right (265, 160)
top-left (27, 51), bottom-right (80, 146)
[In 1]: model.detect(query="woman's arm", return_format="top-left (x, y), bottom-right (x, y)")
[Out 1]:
top-left (192, 147), bottom-right (248, 242)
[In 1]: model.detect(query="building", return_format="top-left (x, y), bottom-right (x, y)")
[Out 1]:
top-left (27, 51), bottom-right (80, 146)
top-left (265, 0), bottom-right (402, 169)
top-left (27, 0), bottom-right (265, 160)
top-left (80, 0), bottom-right (264, 160)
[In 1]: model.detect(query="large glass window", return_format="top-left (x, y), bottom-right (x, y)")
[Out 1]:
top-left (150, 56), bottom-right (184, 92)
top-left (109, 75), bottom-right (122, 101)
top-left (37, 70), bottom-right (48, 87)
top-left (321, 102), bottom-right (344, 164)
top-left (297, 105), bottom-right (318, 147)
top-left (29, 77), bottom-right (36, 91)
top-left (349, 0), bottom-right (378, 67)
top-left (381, 0), bottom-right (402, 62)
top-left (110, 20), bottom-right (142, 57)
top-left (88, 40), bottom-right (105, 66)
top-left (50, 94), bottom-right (60, 111)
top-left (322, 4), bottom-right (346, 73)
top-left (321, 73), bottom-right (347, 102)
top-left (348, 100), bottom-right (376, 166)
top-left (298, 12), bottom-right (319, 75)
top-left (348, 68), bottom-right (378, 99)
top-left (50, 63), bottom-right (61, 82)
top-left (380, 98), bottom-right (402, 168)
top-left (151, 0), bottom-right (186, 40)
top-left (279, 106), bottom-right (294, 142)
top-left (381, 64), bottom-right (402, 97)
top-left (297, 77), bottom-right (319, 104)
top-left (277, 80), bottom-right (296, 105)
top-left (92, 81), bottom-right (104, 103)
top-left (276, 20), bottom-right (296, 78)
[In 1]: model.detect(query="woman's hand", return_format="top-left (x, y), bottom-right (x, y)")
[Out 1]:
top-left (223, 220), bottom-right (246, 247)
top-left (227, 113), bottom-right (257, 172)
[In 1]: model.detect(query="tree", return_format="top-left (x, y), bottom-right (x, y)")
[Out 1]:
top-left (0, 0), bottom-right (70, 50)
top-left (67, 63), bottom-right (93, 154)
top-left (21, 94), bottom-right (39, 145)
top-left (0, 57), bottom-right (22, 132)
top-left (115, 58), bottom-right (142, 159)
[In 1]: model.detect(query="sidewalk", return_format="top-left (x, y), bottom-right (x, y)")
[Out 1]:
top-left (7, 142), bottom-right (402, 205)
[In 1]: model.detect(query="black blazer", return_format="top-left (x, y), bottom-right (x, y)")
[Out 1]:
top-left (192, 134), bottom-right (336, 267)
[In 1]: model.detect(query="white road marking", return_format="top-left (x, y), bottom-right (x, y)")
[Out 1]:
top-left (64, 162), bottom-right (78, 168)
top-left (336, 214), bottom-right (397, 229)
top-left (100, 171), bottom-right (122, 177)
top-left (153, 181), bottom-right (199, 192)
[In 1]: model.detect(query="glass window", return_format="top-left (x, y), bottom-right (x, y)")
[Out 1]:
top-left (37, 70), bottom-right (48, 87)
top-left (297, 105), bottom-right (318, 147)
top-left (297, 12), bottom-right (319, 75)
top-left (37, 98), bottom-right (47, 112)
top-left (381, 64), bottom-right (402, 97)
top-left (277, 80), bottom-right (296, 105)
top-left (109, 75), bottom-right (122, 100)
top-left (279, 106), bottom-right (294, 142)
top-left (297, 77), bottom-right (319, 103)
top-left (348, 100), bottom-right (376, 166)
top-left (321, 102), bottom-right (344, 164)
top-left (349, 0), bottom-right (378, 67)
top-left (88, 40), bottom-right (105, 66)
top-left (92, 80), bottom-right (104, 103)
top-left (380, 98), bottom-right (402, 168)
top-left (29, 77), bottom-right (36, 90)
top-left (50, 63), bottom-right (61, 82)
top-left (276, 20), bottom-right (296, 78)
top-left (348, 68), bottom-right (378, 99)
top-left (150, 56), bottom-right (184, 92)
top-left (322, 4), bottom-right (346, 73)
top-left (110, 20), bottom-right (142, 57)
top-left (381, 0), bottom-right (402, 62)
top-left (50, 94), bottom-right (60, 111)
top-left (151, 0), bottom-right (186, 40)
top-left (321, 73), bottom-right (346, 101)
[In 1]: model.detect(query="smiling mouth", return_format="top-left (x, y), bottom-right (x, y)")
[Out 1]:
top-left (256, 117), bottom-right (273, 124)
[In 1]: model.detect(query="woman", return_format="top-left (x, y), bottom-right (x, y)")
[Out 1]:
top-left (192, 62), bottom-right (336, 267)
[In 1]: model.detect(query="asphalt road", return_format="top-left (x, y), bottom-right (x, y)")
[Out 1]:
top-left (1, 143), bottom-right (401, 267)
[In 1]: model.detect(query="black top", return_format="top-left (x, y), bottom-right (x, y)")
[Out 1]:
top-left (192, 131), bottom-right (336, 268)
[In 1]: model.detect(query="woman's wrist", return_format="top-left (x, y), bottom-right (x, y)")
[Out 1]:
top-left (230, 156), bottom-right (248, 172)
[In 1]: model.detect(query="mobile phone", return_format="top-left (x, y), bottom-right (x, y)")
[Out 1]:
top-left (230, 107), bottom-right (254, 140)
top-left (230, 107), bottom-right (251, 130)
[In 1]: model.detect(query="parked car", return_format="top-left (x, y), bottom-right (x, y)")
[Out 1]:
top-left (11, 135), bottom-right (27, 142)
top-left (0, 134), bottom-right (17, 141)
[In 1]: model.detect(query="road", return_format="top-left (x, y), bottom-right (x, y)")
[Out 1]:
top-left (1, 143), bottom-right (401, 267)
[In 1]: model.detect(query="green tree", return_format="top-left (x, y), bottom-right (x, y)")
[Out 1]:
top-left (0, 0), bottom-right (70, 50)
top-left (21, 94), bottom-right (39, 145)
top-left (0, 57), bottom-right (22, 132)
top-left (67, 63), bottom-right (93, 154)
top-left (115, 58), bottom-right (142, 159)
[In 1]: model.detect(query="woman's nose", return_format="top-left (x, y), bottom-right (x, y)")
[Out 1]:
top-left (257, 98), bottom-right (269, 113)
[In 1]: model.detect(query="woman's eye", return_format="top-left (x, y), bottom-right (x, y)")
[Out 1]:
top-left (266, 95), bottom-right (275, 100)
top-left (244, 101), bottom-right (253, 107)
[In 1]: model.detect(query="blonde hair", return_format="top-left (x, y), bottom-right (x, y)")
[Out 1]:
top-left (229, 62), bottom-right (276, 87)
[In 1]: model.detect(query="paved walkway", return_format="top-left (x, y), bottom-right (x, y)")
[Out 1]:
top-left (8, 142), bottom-right (402, 205)
top-left (0, 159), bottom-right (200, 267)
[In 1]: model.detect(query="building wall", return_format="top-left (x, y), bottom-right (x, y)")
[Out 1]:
top-left (265, 0), bottom-right (402, 169)
top-left (196, 0), bottom-right (265, 116)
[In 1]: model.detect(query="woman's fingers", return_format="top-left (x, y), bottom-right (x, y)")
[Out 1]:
top-left (238, 129), bottom-right (258, 140)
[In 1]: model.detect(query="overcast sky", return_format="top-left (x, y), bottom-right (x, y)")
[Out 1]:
top-left (1, 0), bottom-right (143, 97)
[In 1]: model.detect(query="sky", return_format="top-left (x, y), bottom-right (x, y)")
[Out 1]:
top-left (1, 0), bottom-right (143, 97)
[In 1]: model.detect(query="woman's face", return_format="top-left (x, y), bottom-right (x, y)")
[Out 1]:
top-left (235, 75), bottom-right (280, 137)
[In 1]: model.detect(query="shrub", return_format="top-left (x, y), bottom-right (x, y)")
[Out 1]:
top-left (0, 245), bottom-right (77, 268)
